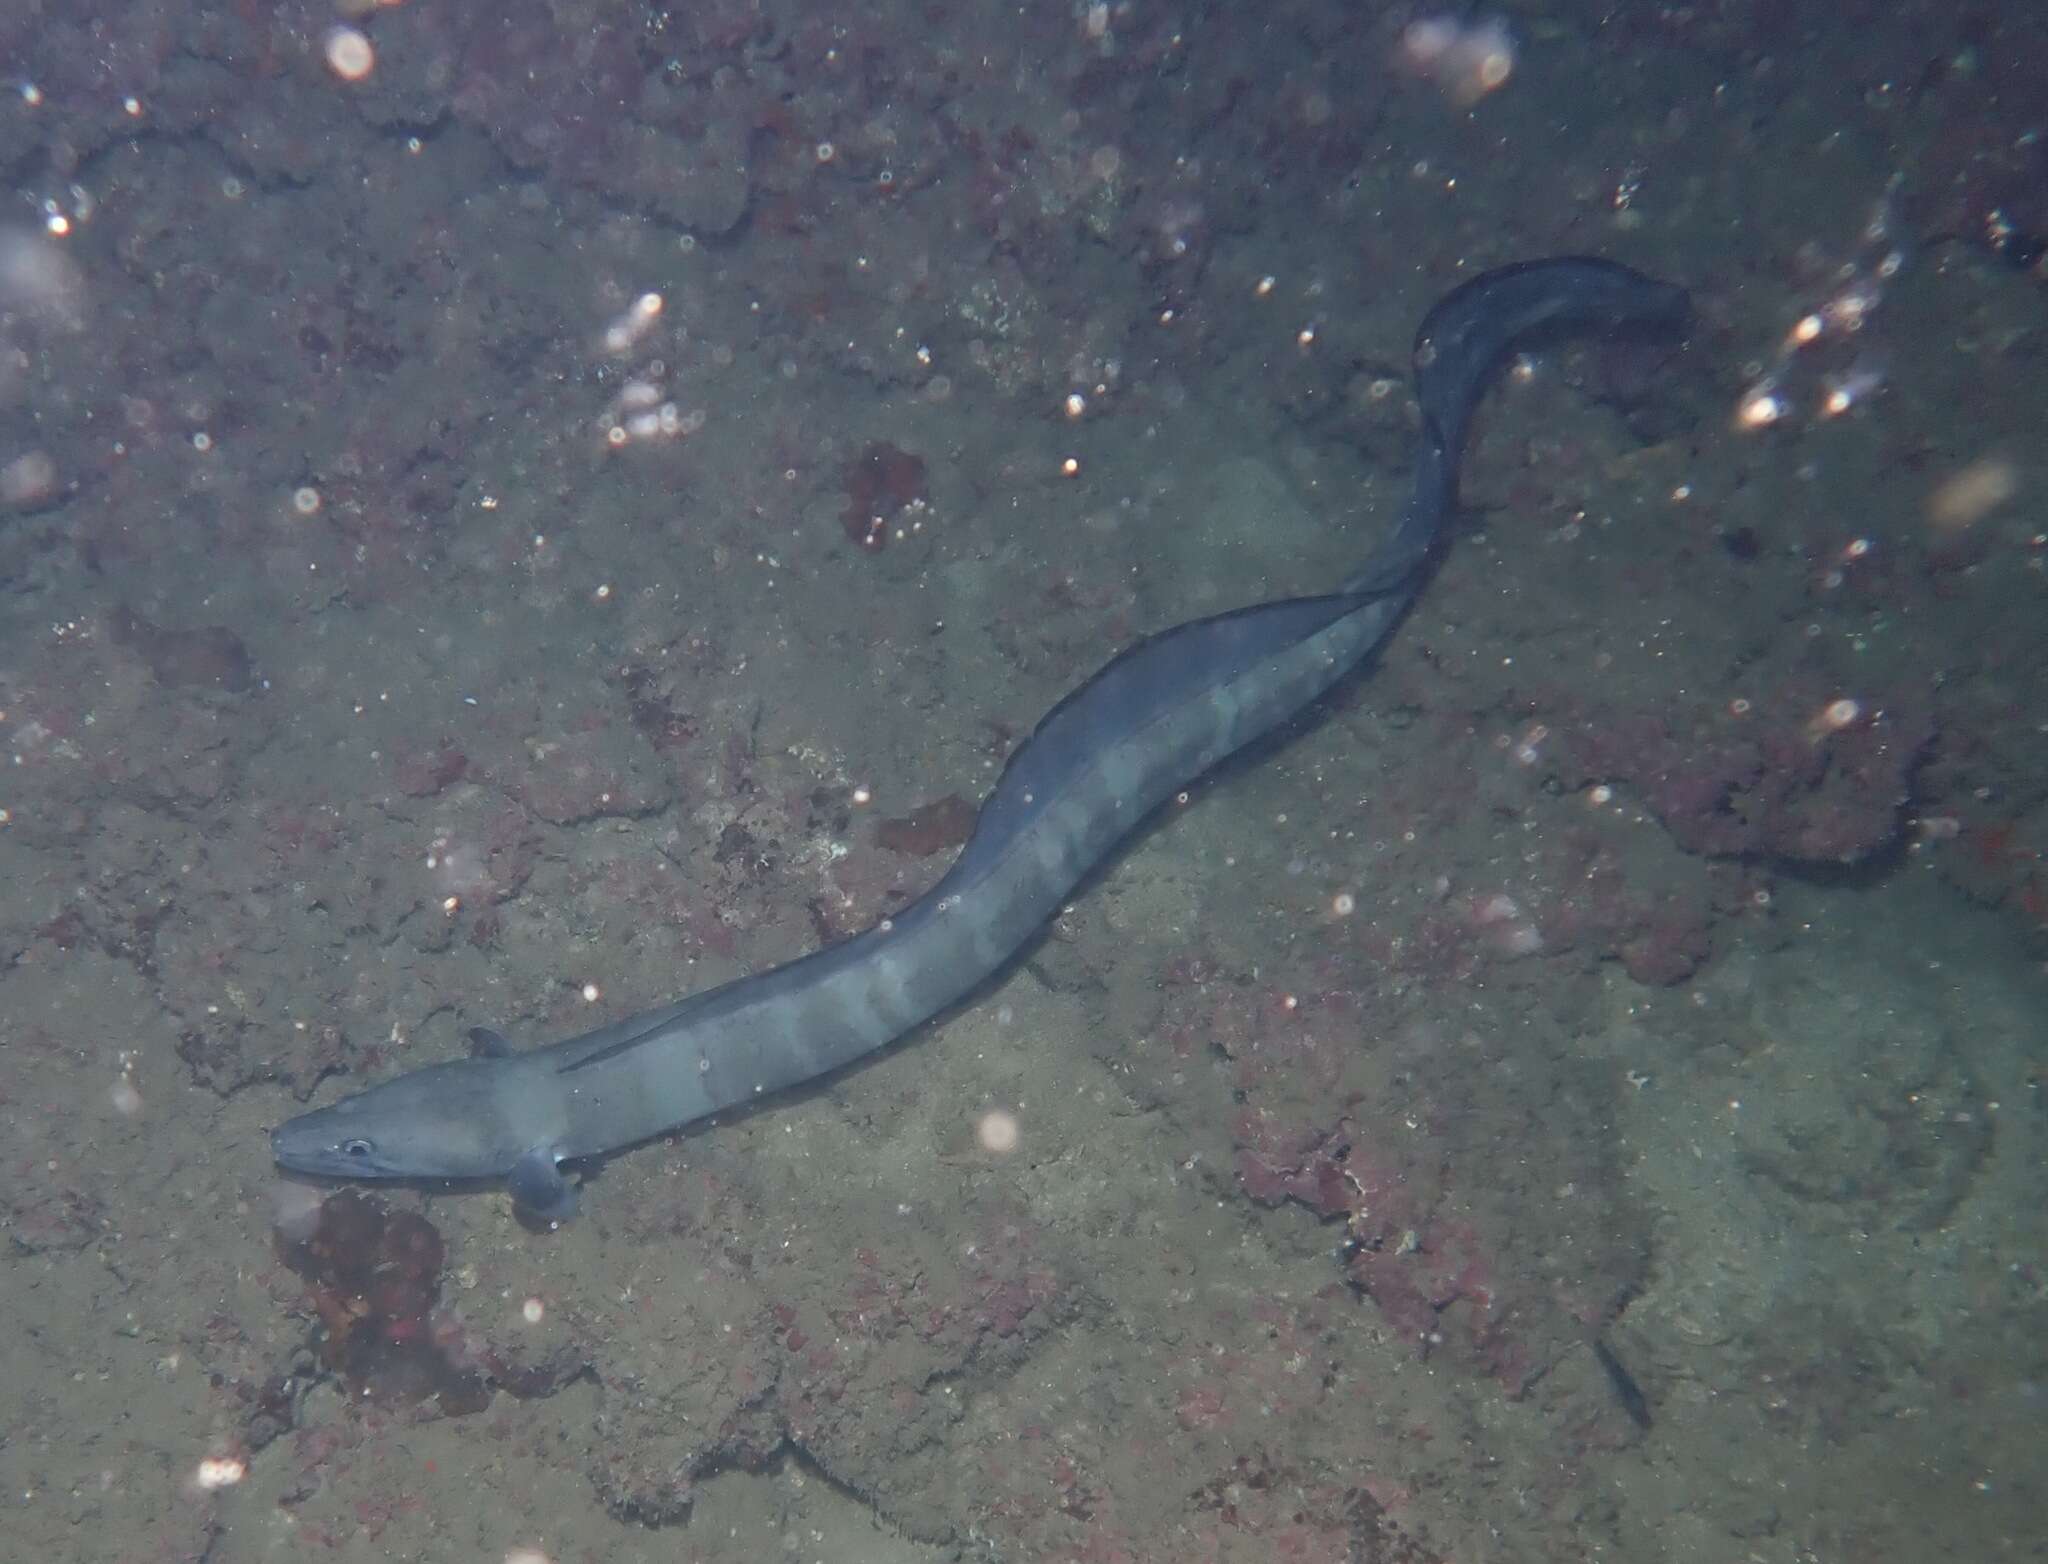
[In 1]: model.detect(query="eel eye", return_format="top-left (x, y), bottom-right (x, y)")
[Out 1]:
top-left (341, 1138), bottom-right (375, 1159)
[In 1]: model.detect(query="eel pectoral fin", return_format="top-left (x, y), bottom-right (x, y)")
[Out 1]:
top-left (508, 1146), bottom-right (579, 1223)
top-left (468, 1026), bottom-right (516, 1058)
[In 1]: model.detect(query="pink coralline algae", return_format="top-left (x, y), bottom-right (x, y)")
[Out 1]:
top-left (1559, 694), bottom-right (1933, 866)
top-left (277, 1191), bottom-right (579, 1415)
top-left (1234, 1112), bottom-right (1525, 1385)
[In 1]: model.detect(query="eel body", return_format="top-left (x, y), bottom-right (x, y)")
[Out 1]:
top-left (272, 257), bottom-right (1688, 1218)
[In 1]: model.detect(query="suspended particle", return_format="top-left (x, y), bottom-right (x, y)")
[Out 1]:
top-left (1398, 15), bottom-right (1516, 106)
top-left (1926, 455), bottom-right (2017, 532)
top-left (0, 227), bottom-right (87, 325)
top-left (1822, 274), bottom-right (1882, 332)
top-left (1400, 17), bottom-right (1460, 72)
top-left (1459, 20), bottom-right (1516, 97)
top-left (193, 1454), bottom-right (247, 1491)
top-left (976, 1109), bottom-right (1021, 1154)
top-left (1785, 311), bottom-right (1825, 351)
top-left (1733, 381), bottom-right (1788, 431)
top-left (1807, 697), bottom-right (1863, 740)
top-left (601, 293), bottom-right (663, 355)
top-left (324, 26), bottom-right (375, 82)
top-left (1818, 360), bottom-right (1885, 418)
top-left (1, 450), bottom-right (57, 509)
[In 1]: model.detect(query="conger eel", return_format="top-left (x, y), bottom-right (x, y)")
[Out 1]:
top-left (273, 257), bottom-right (1689, 1221)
